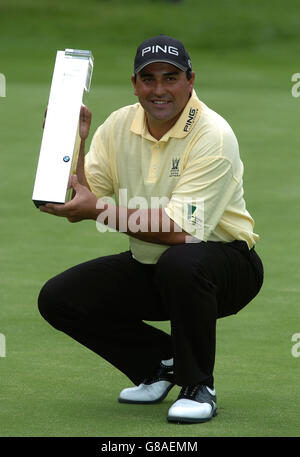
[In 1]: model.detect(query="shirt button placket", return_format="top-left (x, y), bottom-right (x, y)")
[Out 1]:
top-left (148, 143), bottom-right (160, 182)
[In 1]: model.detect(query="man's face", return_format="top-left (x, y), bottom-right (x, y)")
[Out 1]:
top-left (131, 62), bottom-right (195, 128)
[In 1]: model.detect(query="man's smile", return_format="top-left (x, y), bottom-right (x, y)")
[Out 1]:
top-left (150, 100), bottom-right (172, 105)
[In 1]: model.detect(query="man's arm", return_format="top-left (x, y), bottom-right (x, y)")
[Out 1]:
top-left (40, 178), bottom-right (190, 245)
top-left (97, 203), bottom-right (189, 245)
top-left (75, 105), bottom-right (91, 190)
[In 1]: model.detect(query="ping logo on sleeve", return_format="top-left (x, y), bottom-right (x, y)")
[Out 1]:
top-left (184, 108), bottom-right (198, 132)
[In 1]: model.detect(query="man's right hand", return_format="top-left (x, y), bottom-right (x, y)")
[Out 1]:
top-left (79, 105), bottom-right (92, 140)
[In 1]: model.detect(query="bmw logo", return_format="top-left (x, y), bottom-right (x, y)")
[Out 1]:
top-left (63, 156), bottom-right (70, 162)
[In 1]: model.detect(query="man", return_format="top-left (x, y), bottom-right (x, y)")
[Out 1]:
top-left (38, 35), bottom-right (264, 424)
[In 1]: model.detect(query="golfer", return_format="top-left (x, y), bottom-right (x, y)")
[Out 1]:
top-left (38, 35), bottom-right (264, 424)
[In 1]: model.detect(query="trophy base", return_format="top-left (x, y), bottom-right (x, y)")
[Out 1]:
top-left (33, 187), bottom-right (74, 208)
top-left (33, 200), bottom-right (64, 208)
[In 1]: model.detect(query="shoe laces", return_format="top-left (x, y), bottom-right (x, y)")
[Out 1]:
top-left (180, 384), bottom-right (207, 398)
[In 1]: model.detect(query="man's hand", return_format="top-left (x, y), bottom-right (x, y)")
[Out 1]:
top-left (39, 175), bottom-right (98, 222)
top-left (79, 105), bottom-right (92, 140)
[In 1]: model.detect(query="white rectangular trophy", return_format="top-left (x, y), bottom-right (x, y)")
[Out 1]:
top-left (32, 48), bottom-right (94, 207)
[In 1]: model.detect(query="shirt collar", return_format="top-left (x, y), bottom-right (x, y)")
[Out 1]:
top-left (130, 89), bottom-right (202, 142)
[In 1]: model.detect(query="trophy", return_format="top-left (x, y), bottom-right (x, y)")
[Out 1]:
top-left (32, 49), bottom-right (94, 207)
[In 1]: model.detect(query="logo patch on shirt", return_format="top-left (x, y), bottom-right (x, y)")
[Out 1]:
top-left (183, 107), bottom-right (198, 132)
top-left (187, 203), bottom-right (203, 226)
top-left (169, 158), bottom-right (180, 177)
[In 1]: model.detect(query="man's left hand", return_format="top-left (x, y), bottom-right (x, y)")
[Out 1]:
top-left (39, 175), bottom-right (98, 222)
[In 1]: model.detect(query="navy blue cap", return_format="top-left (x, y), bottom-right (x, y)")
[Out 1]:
top-left (134, 35), bottom-right (192, 74)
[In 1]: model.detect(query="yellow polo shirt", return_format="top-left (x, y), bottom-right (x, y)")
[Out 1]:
top-left (85, 90), bottom-right (259, 264)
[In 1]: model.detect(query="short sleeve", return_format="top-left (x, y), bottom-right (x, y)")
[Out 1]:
top-left (165, 156), bottom-right (238, 241)
top-left (164, 122), bottom-right (241, 241)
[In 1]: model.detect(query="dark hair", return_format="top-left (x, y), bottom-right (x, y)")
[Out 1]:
top-left (134, 70), bottom-right (192, 83)
top-left (186, 69), bottom-right (192, 80)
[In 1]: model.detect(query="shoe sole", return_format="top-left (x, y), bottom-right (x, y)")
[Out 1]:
top-left (118, 383), bottom-right (175, 405)
top-left (167, 406), bottom-right (218, 424)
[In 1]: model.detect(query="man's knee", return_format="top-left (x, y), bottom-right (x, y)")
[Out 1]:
top-left (155, 243), bottom-right (218, 300)
top-left (156, 243), bottom-right (208, 280)
top-left (155, 245), bottom-right (215, 304)
top-left (156, 245), bottom-right (191, 282)
top-left (38, 277), bottom-right (63, 327)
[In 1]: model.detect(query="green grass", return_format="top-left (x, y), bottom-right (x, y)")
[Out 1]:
top-left (0, 0), bottom-right (300, 438)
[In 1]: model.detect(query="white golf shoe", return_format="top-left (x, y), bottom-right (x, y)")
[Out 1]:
top-left (118, 361), bottom-right (175, 404)
top-left (167, 385), bottom-right (217, 423)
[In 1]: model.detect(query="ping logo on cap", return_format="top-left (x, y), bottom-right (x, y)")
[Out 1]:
top-left (141, 45), bottom-right (179, 57)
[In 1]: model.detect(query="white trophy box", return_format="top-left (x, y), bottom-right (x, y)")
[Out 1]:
top-left (32, 48), bottom-right (94, 207)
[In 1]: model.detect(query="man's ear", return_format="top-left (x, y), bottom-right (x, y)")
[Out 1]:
top-left (189, 71), bottom-right (195, 95)
top-left (131, 75), bottom-right (138, 96)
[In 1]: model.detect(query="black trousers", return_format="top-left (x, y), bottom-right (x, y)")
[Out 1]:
top-left (38, 240), bottom-right (263, 389)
